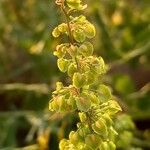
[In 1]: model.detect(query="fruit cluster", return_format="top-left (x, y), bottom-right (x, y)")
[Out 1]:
top-left (49, 0), bottom-right (122, 149)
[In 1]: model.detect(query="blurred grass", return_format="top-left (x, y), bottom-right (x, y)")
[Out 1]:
top-left (0, 0), bottom-right (150, 149)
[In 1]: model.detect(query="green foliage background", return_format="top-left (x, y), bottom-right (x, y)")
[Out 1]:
top-left (0, 0), bottom-right (149, 149)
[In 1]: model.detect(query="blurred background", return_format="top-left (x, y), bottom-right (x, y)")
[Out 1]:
top-left (0, 0), bottom-right (149, 149)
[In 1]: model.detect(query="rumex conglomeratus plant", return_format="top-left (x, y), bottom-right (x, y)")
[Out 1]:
top-left (49, 0), bottom-right (122, 149)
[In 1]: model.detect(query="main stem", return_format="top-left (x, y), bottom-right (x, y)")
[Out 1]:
top-left (61, 5), bottom-right (74, 45)
top-left (61, 5), bottom-right (81, 72)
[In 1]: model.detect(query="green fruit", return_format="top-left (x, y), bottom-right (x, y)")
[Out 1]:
top-left (79, 112), bottom-right (87, 122)
top-left (93, 57), bottom-right (106, 74)
top-left (76, 96), bottom-right (91, 112)
top-left (66, 0), bottom-right (80, 9)
top-left (85, 134), bottom-right (102, 149)
top-left (57, 58), bottom-right (70, 72)
top-left (68, 45), bottom-right (78, 57)
top-left (84, 23), bottom-right (96, 38)
top-left (98, 84), bottom-right (112, 102)
top-left (68, 63), bottom-right (77, 77)
top-left (49, 99), bottom-right (59, 111)
top-left (92, 119), bottom-right (108, 136)
top-left (85, 71), bottom-right (97, 85)
top-left (108, 100), bottom-right (122, 115)
top-left (102, 114), bottom-right (113, 126)
top-left (108, 141), bottom-right (116, 150)
top-left (66, 0), bottom-right (87, 10)
top-left (52, 27), bottom-right (60, 37)
top-left (58, 23), bottom-right (68, 33)
top-left (54, 44), bottom-right (66, 58)
top-left (79, 42), bottom-right (93, 56)
top-left (56, 82), bottom-right (63, 91)
top-left (73, 72), bottom-right (86, 88)
top-left (69, 131), bottom-right (78, 145)
top-left (73, 28), bottom-right (86, 42)
top-left (89, 92), bottom-right (100, 104)
top-left (100, 142), bottom-right (110, 150)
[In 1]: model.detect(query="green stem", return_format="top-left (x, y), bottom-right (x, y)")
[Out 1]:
top-left (60, 4), bottom-right (81, 71)
top-left (61, 5), bottom-right (74, 45)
